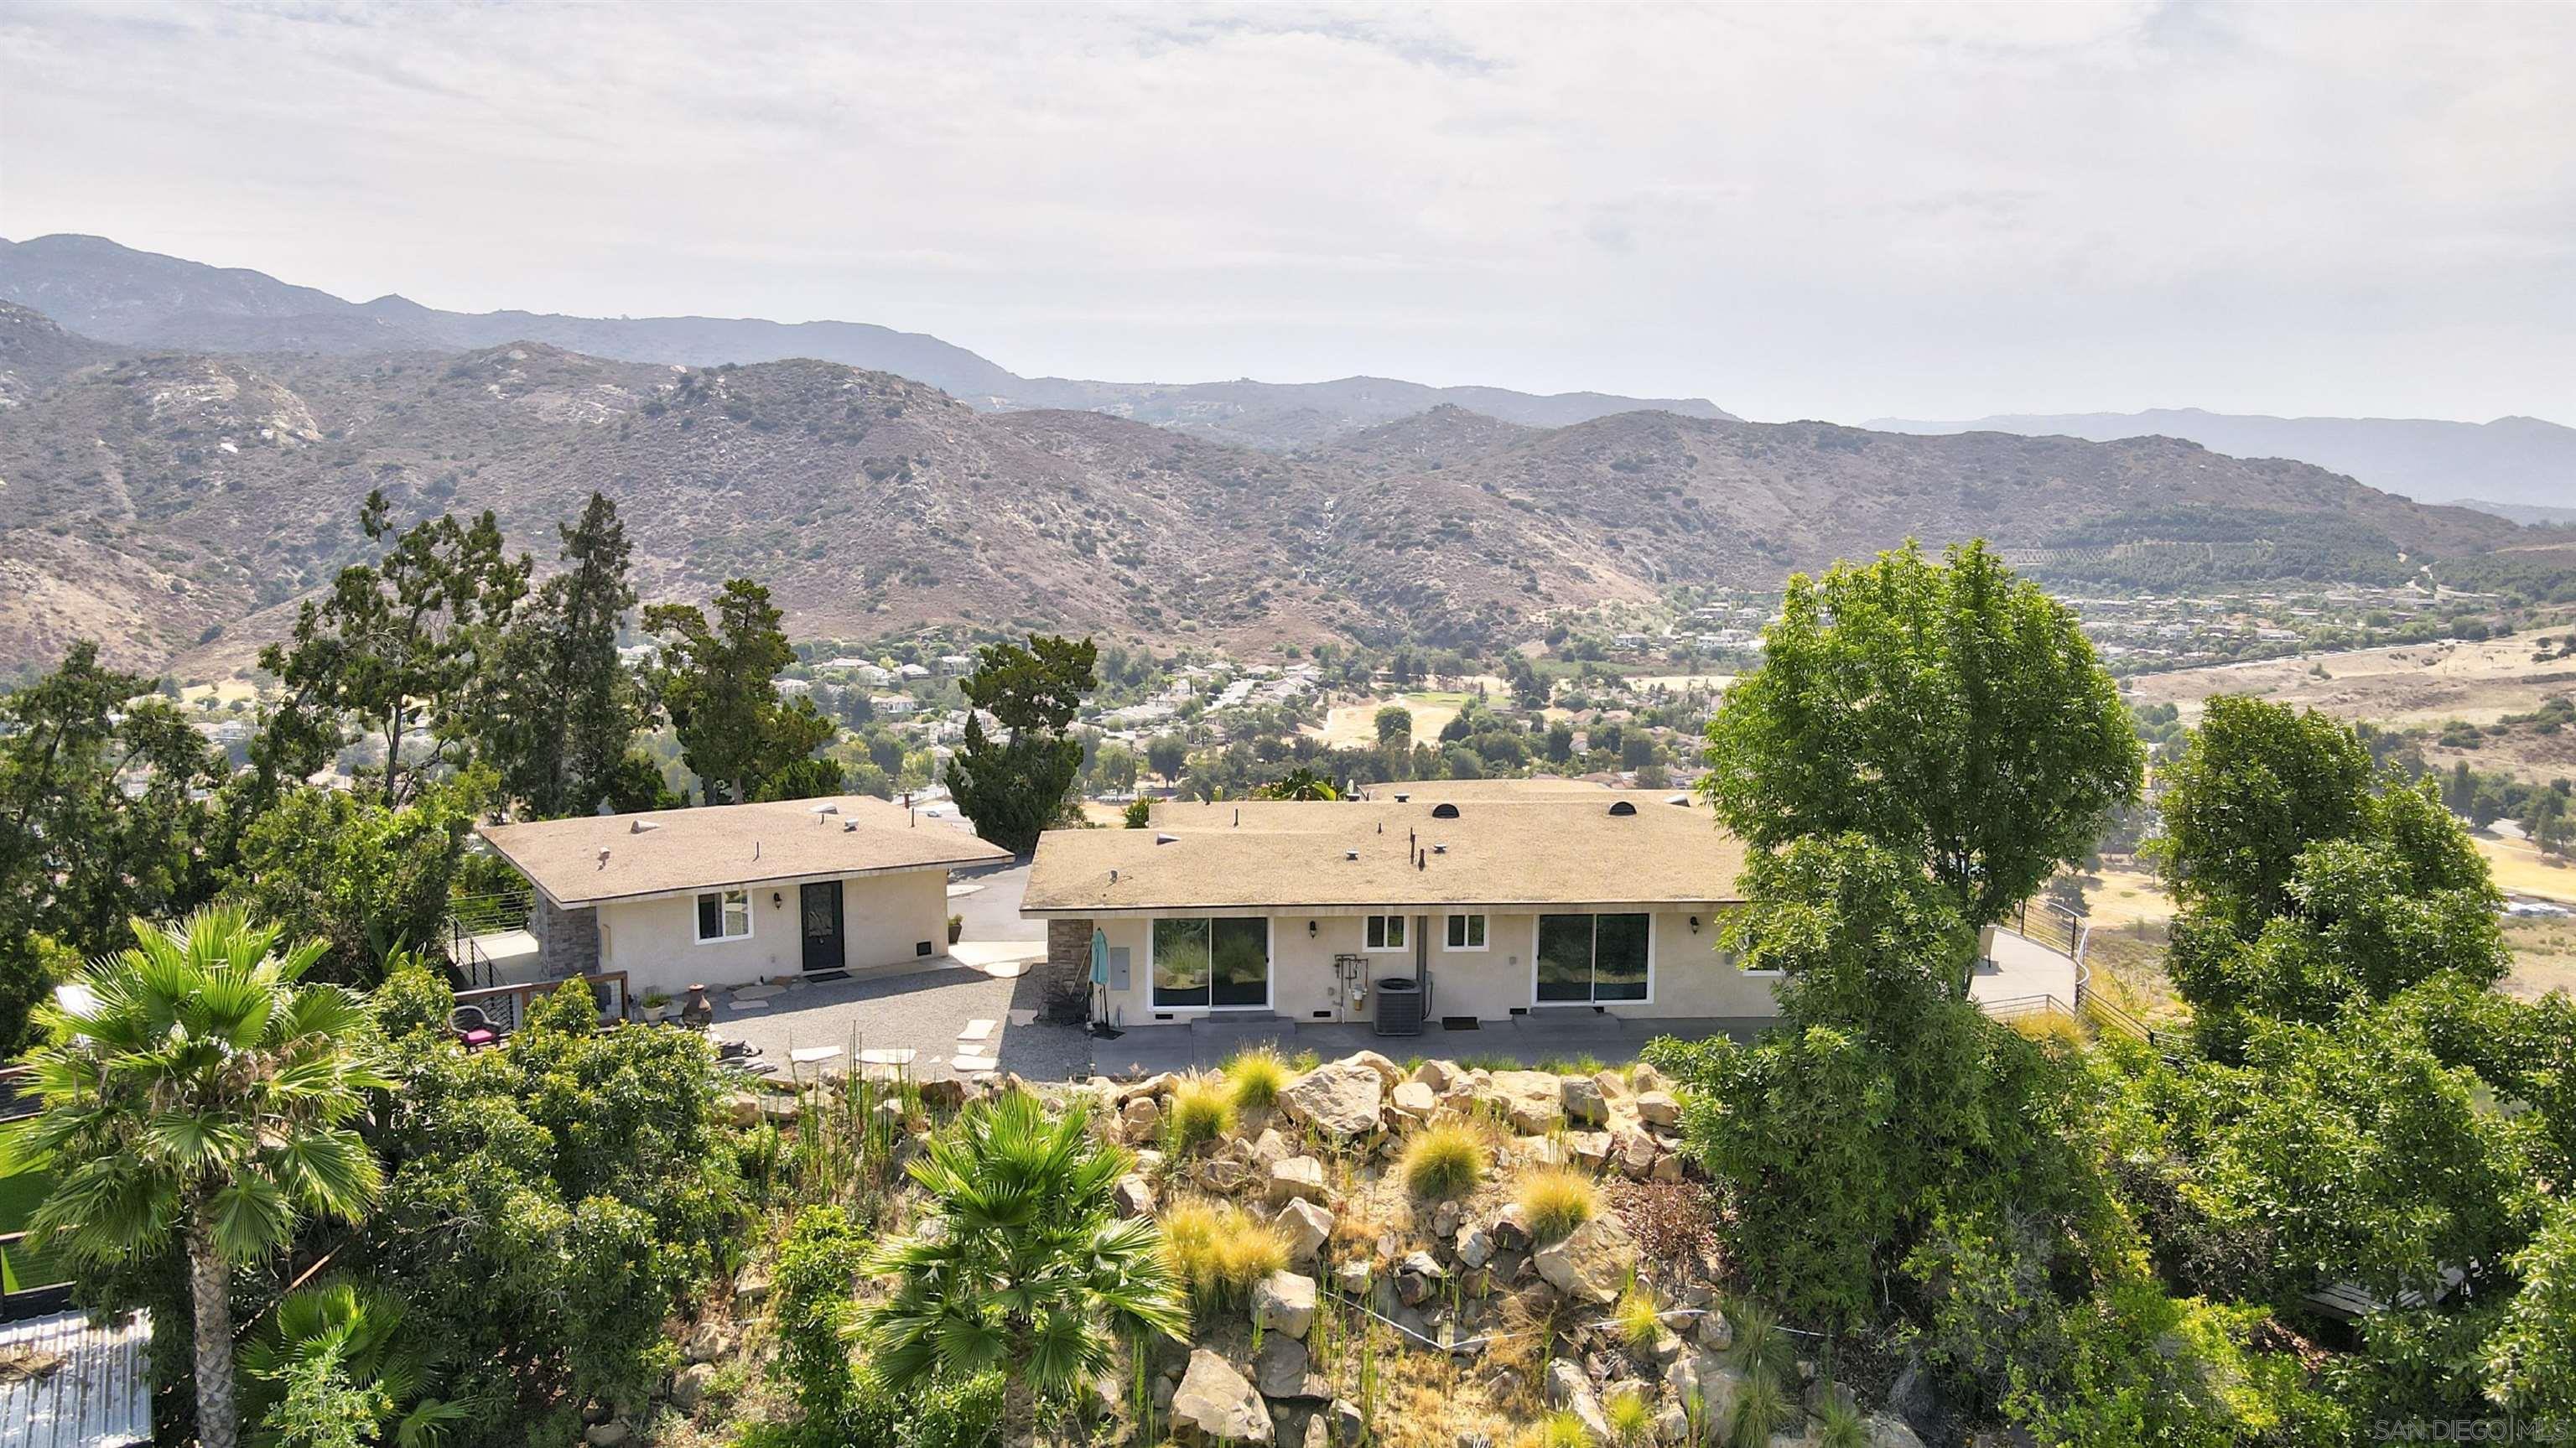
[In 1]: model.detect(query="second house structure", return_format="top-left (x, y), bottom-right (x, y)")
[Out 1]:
top-left (1021, 781), bottom-right (1774, 1031)
top-left (475, 794), bottom-right (1010, 1001)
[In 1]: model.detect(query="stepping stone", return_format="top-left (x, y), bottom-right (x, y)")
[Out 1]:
top-left (1007, 1009), bottom-right (1038, 1026)
top-left (953, 1053), bottom-right (1000, 1073)
top-left (725, 999), bottom-right (771, 1013)
top-left (788, 1046), bottom-right (844, 1065)
top-left (858, 1047), bottom-right (918, 1066)
top-left (733, 984), bottom-right (783, 1001)
top-left (958, 1019), bottom-right (995, 1041)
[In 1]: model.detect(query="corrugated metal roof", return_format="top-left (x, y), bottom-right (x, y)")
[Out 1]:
top-left (0, 1310), bottom-right (150, 1448)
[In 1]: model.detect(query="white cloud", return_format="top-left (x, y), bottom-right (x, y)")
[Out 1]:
top-left (1, 0), bottom-right (2568, 422)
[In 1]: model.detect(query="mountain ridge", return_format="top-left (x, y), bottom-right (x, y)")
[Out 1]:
top-left (0, 303), bottom-right (2520, 680)
top-left (1868, 407), bottom-right (2575, 513)
top-left (0, 233), bottom-right (1732, 449)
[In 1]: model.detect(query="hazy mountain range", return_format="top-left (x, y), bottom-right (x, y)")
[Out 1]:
top-left (0, 234), bottom-right (1732, 451)
top-left (1871, 408), bottom-right (2573, 515)
top-left (0, 297), bottom-right (2517, 678)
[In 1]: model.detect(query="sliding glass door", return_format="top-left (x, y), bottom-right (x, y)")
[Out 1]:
top-left (1152, 916), bottom-right (1270, 1009)
top-left (1534, 912), bottom-right (1651, 1004)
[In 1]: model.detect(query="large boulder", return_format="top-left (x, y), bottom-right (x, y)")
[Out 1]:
top-left (1114, 1174), bottom-right (1157, 1219)
top-left (1634, 1089), bottom-right (1681, 1127)
top-left (1254, 1334), bottom-right (1330, 1399)
top-left (1174, 1350), bottom-right (1273, 1442)
top-left (1279, 1058), bottom-right (1384, 1139)
top-left (1348, 1051), bottom-right (1405, 1087)
top-left (1488, 1071), bottom-right (1566, 1133)
top-left (1544, 1360), bottom-right (1612, 1443)
top-left (1867, 1414), bottom-right (1929, 1448)
top-left (1410, 1059), bottom-right (1460, 1093)
top-left (1269, 1155), bottom-right (1329, 1206)
top-left (1276, 1197), bottom-right (1333, 1264)
top-left (1534, 1216), bottom-right (1634, 1305)
top-left (1253, 1269), bottom-right (1318, 1340)
top-left (1561, 1074), bottom-right (1611, 1125)
top-left (1665, 1353), bottom-right (1748, 1425)
top-left (1390, 1081), bottom-right (1436, 1122)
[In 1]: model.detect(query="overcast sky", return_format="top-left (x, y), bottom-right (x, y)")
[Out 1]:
top-left (3, 1), bottom-right (2569, 423)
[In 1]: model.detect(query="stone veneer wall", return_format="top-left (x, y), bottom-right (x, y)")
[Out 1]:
top-left (534, 895), bottom-right (600, 978)
top-left (1044, 917), bottom-right (1096, 1024)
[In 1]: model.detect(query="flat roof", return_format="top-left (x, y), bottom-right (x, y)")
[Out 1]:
top-left (1022, 787), bottom-right (1746, 915)
top-left (477, 795), bottom-right (1011, 908)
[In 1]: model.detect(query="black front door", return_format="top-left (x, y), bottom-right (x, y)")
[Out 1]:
top-left (799, 880), bottom-right (845, 972)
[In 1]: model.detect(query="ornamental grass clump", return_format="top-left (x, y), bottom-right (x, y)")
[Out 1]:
top-left (1166, 1077), bottom-right (1238, 1152)
top-left (1398, 1122), bottom-right (1488, 1199)
top-left (1527, 1409), bottom-right (1592, 1448)
top-left (1515, 1166), bottom-right (1598, 1244)
top-left (1604, 1386), bottom-right (1657, 1447)
top-left (1158, 1197), bottom-right (1290, 1308)
top-left (1223, 1047), bottom-right (1291, 1112)
top-left (1613, 1283), bottom-right (1662, 1357)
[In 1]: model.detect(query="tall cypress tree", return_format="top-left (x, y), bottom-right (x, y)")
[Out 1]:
top-left (490, 493), bottom-right (644, 817)
top-left (643, 579), bottom-right (833, 805)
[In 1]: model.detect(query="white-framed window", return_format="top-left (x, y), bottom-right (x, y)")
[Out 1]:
top-left (695, 888), bottom-right (753, 942)
top-left (1533, 912), bottom-right (1652, 1004)
top-left (1363, 913), bottom-right (1408, 952)
top-left (1445, 912), bottom-right (1488, 951)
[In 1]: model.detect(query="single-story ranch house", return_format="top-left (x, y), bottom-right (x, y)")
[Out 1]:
top-left (475, 795), bottom-right (1009, 1000)
top-left (1021, 781), bottom-right (1773, 1030)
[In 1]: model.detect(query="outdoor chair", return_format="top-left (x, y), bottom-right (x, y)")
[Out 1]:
top-left (449, 1004), bottom-right (501, 1051)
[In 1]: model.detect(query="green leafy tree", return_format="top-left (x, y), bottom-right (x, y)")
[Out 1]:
top-left (8, 908), bottom-right (389, 1448)
top-left (771, 1205), bottom-right (876, 1440)
top-left (863, 1091), bottom-right (1186, 1416)
top-left (750, 756), bottom-right (850, 803)
top-left (2154, 698), bottom-right (2506, 1055)
top-left (644, 579), bottom-right (834, 804)
top-left (1374, 704), bottom-right (1413, 750)
top-left (359, 967), bottom-right (745, 1438)
top-left (486, 492), bottom-right (645, 818)
top-left (1254, 767), bottom-right (1338, 801)
top-left (1700, 541), bottom-right (2143, 946)
top-left (2485, 1204), bottom-right (2576, 1418)
top-left (221, 774), bottom-right (482, 986)
top-left (260, 493), bottom-right (530, 807)
top-left (946, 635), bottom-right (1098, 855)
top-left (1145, 734), bottom-right (1187, 783)
top-left (0, 641), bottom-right (223, 1051)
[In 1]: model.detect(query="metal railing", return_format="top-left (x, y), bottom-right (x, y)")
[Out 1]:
top-left (448, 889), bottom-right (535, 990)
top-left (1986, 900), bottom-right (2181, 1057)
top-left (452, 971), bottom-right (631, 1036)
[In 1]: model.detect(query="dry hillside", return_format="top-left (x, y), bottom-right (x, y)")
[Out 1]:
top-left (0, 305), bottom-right (2525, 678)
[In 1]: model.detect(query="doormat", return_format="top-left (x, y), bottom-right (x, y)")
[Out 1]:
top-left (804, 970), bottom-right (850, 983)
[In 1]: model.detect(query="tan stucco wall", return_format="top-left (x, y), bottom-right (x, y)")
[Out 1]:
top-left (1080, 905), bottom-right (1779, 1026)
top-left (596, 867), bottom-right (952, 1001)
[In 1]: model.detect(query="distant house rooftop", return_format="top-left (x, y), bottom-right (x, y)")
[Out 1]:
top-left (476, 795), bottom-right (1010, 908)
top-left (1022, 783), bottom-right (1745, 916)
top-left (0, 1309), bottom-right (151, 1448)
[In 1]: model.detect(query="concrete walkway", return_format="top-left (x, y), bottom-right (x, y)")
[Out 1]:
top-left (1971, 926), bottom-right (2082, 1009)
top-left (706, 957), bottom-right (1088, 1085)
top-left (1087, 1014), bottom-right (1772, 1079)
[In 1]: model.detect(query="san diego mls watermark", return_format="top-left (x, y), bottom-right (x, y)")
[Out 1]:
top-left (2372, 1417), bottom-right (2573, 1443)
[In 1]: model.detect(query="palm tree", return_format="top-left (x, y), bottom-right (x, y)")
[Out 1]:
top-left (241, 1282), bottom-right (470, 1448)
top-left (862, 1090), bottom-right (1187, 1417)
top-left (7, 906), bottom-right (390, 1448)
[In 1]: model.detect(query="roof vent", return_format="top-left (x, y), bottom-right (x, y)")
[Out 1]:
top-left (1345, 850), bottom-right (1359, 861)
top-left (841, 820), bottom-right (859, 832)
top-left (1431, 802), bottom-right (1460, 819)
top-left (628, 819), bottom-right (660, 833)
top-left (1155, 833), bottom-right (1179, 845)
top-left (1666, 794), bottom-right (1690, 807)
top-left (1392, 791), bottom-right (1410, 803)
top-left (1431, 843), bottom-right (1448, 854)
top-left (595, 847), bottom-right (611, 867)
top-left (1607, 800), bottom-right (1638, 817)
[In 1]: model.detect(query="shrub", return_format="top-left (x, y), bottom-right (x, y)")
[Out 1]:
top-left (1159, 1197), bottom-right (1289, 1306)
top-left (1516, 1168), bottom-right (1598, 1244)
top-left (906, 1369), bottom-right (1006, 1448)
top-left (1399, 1123), bottom-right (1488, 1199)
top-left (1224, 1048), bottom-right (1291, 1112)
top-left (774, 1206), bottom-right (870, 1429)
top-left (1166, 1078), bottom-right (1238, 1152)
top-left (1722, 1296), bottom-right (1800, 1383)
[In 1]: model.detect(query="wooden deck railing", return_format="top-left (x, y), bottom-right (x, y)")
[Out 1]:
top-left (453, 972), bottom-right (632, 1034)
